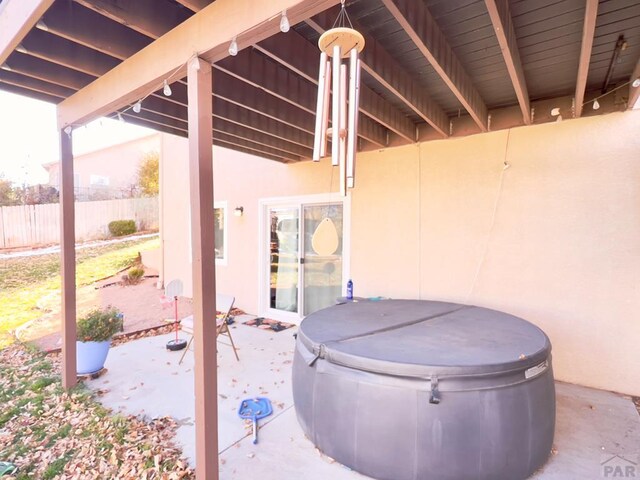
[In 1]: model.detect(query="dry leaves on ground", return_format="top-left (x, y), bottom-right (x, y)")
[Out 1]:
top-left (0, 344), bottom-right (193, 479)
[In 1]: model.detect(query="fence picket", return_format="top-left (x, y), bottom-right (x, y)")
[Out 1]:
top-left (0, 197), bottom-right (158, 249)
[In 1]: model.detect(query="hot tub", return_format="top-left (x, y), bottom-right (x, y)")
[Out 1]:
top-left (292, 300), bottom-right (555, 480)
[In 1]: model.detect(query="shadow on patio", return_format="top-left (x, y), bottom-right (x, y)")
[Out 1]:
top-left (86, 316), bottom-right (640, 480)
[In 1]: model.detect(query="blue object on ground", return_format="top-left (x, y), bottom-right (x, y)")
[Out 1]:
top-left (0, 462), bottom-right (17, 476)
top-left (76, 340), bottom-right (111, 375)
top-left (238, 397), bottom-right (273, 444)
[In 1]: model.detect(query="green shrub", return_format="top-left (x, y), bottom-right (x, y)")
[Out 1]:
top-left (122, 265), bottom-right (145, 285)
top-left (77, 306), bottom-right (123, 342)
top-left (108, 220), bottom-right (136, 237)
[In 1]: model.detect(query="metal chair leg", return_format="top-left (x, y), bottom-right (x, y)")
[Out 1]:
top-left (178, 335), bottom-right (194, 365)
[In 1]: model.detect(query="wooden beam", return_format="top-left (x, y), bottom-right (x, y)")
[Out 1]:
top-left (72, 0), bottom-right (191, 39)
top-left (380, 0), bottom-right (489, 131)
top-left (627, 58), bottom-right (640, 110)
top-left (188, 57), bottom-right (218, 480)
top-left (57, 0), bottom-right (340, 128)
top-left (0, 0), bottom-right (54, 65)
top-left (59, 127), bottom-right (77, 389)
top-left (255, 30), bottom-right (417, 142)
top-left (306, 11), bottom-right (448, 137)
top-left (575, 0), bottom-right (598, 117)
top-left (484, 0), bottom-right (531, 124)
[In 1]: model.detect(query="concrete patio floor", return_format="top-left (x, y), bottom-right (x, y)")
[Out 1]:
top-left (87, 317), bottom-right (640, 479)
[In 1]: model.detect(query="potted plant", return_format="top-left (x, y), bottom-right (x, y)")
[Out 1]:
top-left (76, 306), bottom-right (124, 375)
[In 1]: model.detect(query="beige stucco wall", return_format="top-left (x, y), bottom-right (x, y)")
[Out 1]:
top-left (46, 134), bottom-right (160, 191)
top-left (160, 110), bottom-right (640, 396)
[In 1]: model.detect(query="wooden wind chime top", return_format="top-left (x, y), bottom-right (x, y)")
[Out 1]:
top-left (318, 28), bottom-right (365, 57)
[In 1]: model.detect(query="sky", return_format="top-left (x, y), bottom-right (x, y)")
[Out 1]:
top-left (0, 90), bottom-right (155, 186)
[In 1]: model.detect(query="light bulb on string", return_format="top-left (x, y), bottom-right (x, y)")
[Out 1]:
top-left (280, 10), bottom-right (290, 32)
top-left (592, 99), bottom-right (600, 110)
top-left (163, 80), bottom-right (172, 97)
top-left (633, 78), bottom-right (640, 88)
top-left (133, 100), bottom-right (142, 113)
top-left (228, 37), bottom-right (238, 56)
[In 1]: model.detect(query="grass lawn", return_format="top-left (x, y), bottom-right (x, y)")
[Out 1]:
top-left (0, 343), bottom-right (192, 479)
top-left (0, 237), bottom-right (160, 348)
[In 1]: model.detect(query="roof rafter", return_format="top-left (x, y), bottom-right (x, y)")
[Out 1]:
top-left (306, 9), bottom-right (448, 138)
top-left (0, 0), bottom-right (55, 65)
top-left (216, 49), bottom-right (387, 147)
top-left (380, 0), bottom-right (489, 131)
top-left (161, 0), bottom-right (390, 148)
top-left (484, 0), bottom-right (531, 124)
top-left (174, 0), bottom-right (212, 14)
top-left (57, 0), bottom-right (341, 127)
top-left (255, 30), bottom-right (416, 142)
top-left (575, 0), bottom-right (599, 118)
top-left (20, 27), bottom-right (317, 142)
top-left (121, 109), bottom-right (300, 161)
top-left (39, 1), bottom-right (151, 60)
top-left (72, 0), bottom-right (192, 39)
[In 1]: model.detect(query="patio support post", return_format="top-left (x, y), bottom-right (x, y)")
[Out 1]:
top-left (187, 56), bottom-right (219, 479)
top-left (59, 128), bottom-right (77, 389)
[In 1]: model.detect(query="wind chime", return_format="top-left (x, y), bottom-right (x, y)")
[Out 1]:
top-left (312, 2), bottom-right (365, 196)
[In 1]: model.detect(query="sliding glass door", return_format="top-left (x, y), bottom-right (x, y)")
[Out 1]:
top-left (261, 195), bottom-right (348, 322)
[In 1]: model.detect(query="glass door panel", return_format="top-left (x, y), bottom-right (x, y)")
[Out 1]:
top-left (269, 207), bottom-right (299, 313)
top-left (302, 203), bottom-right (343, 316)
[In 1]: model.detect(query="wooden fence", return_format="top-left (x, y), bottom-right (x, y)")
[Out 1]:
top-left (0, 197), bottom-right (159, 249)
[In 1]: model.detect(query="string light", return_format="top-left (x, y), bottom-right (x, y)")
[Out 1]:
top-left (633, 78), bottom-right (640, 88)
top-left (280, 10), bottom-right (290, 33)
top-left (228, 37), bottom-right (239, 56)
top-left (133, 100), bottom-right (142, 113)
top-left (163, 80), bottom-right (172, 97)
top-left (592, 99), bottom-right (600, 110)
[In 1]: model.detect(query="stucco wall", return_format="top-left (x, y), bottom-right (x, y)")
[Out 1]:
top-left (47, 134), bottom-right (160, 191)
top-left (160, 110), bottom-right (640, 396)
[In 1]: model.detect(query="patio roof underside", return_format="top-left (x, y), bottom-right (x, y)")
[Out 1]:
top-left (1, 0), bottom-right (639, 163)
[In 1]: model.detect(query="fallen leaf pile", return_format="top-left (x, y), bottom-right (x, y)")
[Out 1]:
top-left (0, 344), bottom-right (194, 479)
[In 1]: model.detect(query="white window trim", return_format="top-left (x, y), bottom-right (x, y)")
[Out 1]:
top-left (214, 201), bottom-right (228, 266)
top-left (188, 200), bottom-right (228, 266)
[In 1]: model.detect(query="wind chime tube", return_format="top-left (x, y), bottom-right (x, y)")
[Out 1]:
top-left (347, 48), bottom-right (360, 189)
top-left (320, 59), bottom-right (331, 158)
top-left (331, 44), bottom-right (342, 167)
top-left (312, 52), bottom-right (328, 161)
top-left (339, 63), bottom-right (348, 196)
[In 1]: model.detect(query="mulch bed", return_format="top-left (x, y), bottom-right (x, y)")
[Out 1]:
top-left (243, 317), bottom-right (295, 332)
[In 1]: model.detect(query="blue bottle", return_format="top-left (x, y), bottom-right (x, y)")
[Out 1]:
top-left (346, 279), bottom-right (353, 300)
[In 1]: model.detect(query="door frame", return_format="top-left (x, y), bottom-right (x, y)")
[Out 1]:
top-left (257, 192), bottom-right (351, 323)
